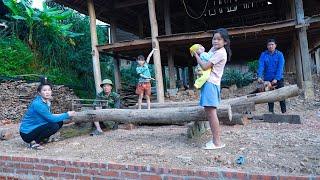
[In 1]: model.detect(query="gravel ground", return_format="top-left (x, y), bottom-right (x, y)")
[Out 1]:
top-left (0, 103), bottom-right (319, 176)
top-left (1, 77), bottom-right (319, 176)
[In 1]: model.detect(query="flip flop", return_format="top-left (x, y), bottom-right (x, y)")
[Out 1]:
top-left (29, 143), bottom-right (44, 150)
top-left (203, 140), bottom-right (226, 150)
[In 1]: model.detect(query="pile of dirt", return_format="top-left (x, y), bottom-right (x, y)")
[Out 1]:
top-left (0, 80), bottom-right (78, 123)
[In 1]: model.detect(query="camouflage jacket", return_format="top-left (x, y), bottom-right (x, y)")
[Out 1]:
top-left (94, 91), bottom-right (120, 109)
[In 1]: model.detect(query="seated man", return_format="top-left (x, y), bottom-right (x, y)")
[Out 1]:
top-left (90, 79), bottom-right (120, 136)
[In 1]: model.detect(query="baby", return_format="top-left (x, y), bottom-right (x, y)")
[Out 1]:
top-left (189, 44), bottom-right (213, 89)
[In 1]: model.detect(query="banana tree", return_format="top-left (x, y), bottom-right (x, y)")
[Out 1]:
top-left (3, 0), bottom-right (40, 47)
top-left (2, 0), bottom-right (82, 48)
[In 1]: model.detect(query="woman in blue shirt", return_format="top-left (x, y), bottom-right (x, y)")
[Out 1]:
top-left (20, 80), bottom-right (76, 150)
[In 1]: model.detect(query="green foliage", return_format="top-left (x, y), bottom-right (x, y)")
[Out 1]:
top-left (221, 68), bottom-right (254, 88)
top-left (120, 63), bottom-right (138, 86)
top-left (1, 1), bottom-right (112, 98)
top-left (0, 36), bottom-right (36, 76)
top-left (3, 0), bottom-right (81, 47)
top-left (247, 60), bottom-right (259, 73)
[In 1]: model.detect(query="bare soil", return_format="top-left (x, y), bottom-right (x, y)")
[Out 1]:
top-left (0, 77), bottom-right (319, 176)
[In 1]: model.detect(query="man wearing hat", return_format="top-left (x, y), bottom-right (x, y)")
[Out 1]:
top-left (90, 79), bottom-right (121, 136)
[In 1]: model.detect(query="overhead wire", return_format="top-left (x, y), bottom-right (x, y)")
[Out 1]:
top-left (182, 0), bottom-right (209, 19)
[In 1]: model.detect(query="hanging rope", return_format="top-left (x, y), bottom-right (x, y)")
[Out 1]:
top-left (182, 0), bottom-right (209, 19)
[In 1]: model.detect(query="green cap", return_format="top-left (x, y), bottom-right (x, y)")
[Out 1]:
top-left (100, 79), bottom-right (113, 87)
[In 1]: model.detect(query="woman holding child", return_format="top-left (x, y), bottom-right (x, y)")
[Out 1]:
top-left (192, 28), bottom-right (231, 150)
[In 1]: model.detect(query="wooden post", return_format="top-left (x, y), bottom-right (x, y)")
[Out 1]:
top-left (164, 0), bottom-right (176, 89)
top-left (315, 48), bottom-right (320, 75)
top-left (110, 19), bottom-right (121, 92)
top-left (188, 65), bottom-right (194, 89)
top-left (290, 0), bottom-right (303, 88)
top-left (182, 67), bottom-right (188, 88)
top-left (293, 35), bottom-right (303, 88)
top-left (167, 50), bottom-right (176, 89)
top-left (148, 0), bottom-right (165, 102)
top-left (294, 0), bottom-right (314, 98)
top-left (176, 67), bottom-right (180, 81)
top-left (87, 0), bottom-right (102, 94)
top-left (162, 66), bottom-right (167, 93)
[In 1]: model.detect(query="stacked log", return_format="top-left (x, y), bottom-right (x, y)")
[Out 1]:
top-left (118, 84), bottom-right (156, 107)
top-left (0, 80), bottom-right (78, 123)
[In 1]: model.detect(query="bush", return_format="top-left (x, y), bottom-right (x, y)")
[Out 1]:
top-left (221, 68), bottom-right (254, 88)
top-left (0, 36), bottom-right (36, 76)
top-left (247, 60), bottom-right (259, 73)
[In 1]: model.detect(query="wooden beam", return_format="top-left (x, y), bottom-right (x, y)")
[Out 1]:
top-left (295, 0), bottom-right (314, 98)
top-left (87, 0), bottom-right (102, 94)
top-left (114, 0), bottom-right (147, 9)
top-left (148, 0), bottom-right (165, 103)
top-left (97, 19), bottom-right (297, 52)
top-left (96, 15), bottom-right (320, 52)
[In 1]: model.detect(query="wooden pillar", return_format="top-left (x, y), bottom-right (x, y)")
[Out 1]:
top-left (87, 0), bottom-right (102, 94)
top-left (315, 48), bottom-right (320, 75)
top-left (294, 0), bottom-right (314, 98)
top-left (162, 66), bottom-right (167, 92)
top-left (188, 65), bottom-right (194, 89)
top-left (176, 67), bottom-right (180, 81)
top-left (148, 0), bottom-right (165, 102)
top-left (110, 19), bottom-right (121, 92)
top-left (293, 35), bottom-right (303, 88)
top-left (181, 67), bottom-right (187, 88)
top-left (164, 0), bottom-right (176, 89)
top-left (167, 50), bottom-right (176, 89)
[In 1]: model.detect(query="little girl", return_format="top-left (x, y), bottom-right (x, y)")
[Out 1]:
top-left (193, 28), bottom-right (231, 150)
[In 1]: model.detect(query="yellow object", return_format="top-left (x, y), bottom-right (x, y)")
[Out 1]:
top-left (189, 44), bottom-right (201, 57)
top-left (194, 68), bottom-right (211, 89)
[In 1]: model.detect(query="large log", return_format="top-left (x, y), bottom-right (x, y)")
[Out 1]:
top-left (128, 85), bottom-right (299, 109)
top-left (71, 105), bottom-right (232, 124)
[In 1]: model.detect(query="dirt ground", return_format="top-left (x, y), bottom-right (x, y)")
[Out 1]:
top-left (0, 77), bottom-right (319, 176)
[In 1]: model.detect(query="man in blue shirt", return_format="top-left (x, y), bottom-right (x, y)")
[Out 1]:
top-left (257, 39), bottom-right (286, 113)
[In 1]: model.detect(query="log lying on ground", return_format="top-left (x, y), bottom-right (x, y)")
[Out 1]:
top-left (129, 85), bottom-right (299, 109)
top-left (262, 114), bottom-right (301, 124)
top-left (223, 113), bottom-right (250, 125)
top-left (71, 105), bottom-right (232, 124)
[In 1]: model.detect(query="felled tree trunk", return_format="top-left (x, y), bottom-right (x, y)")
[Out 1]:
top-left (71, 105), bottom-right (232, 125)
top-left (129, 85), bottom-right (299, 109)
